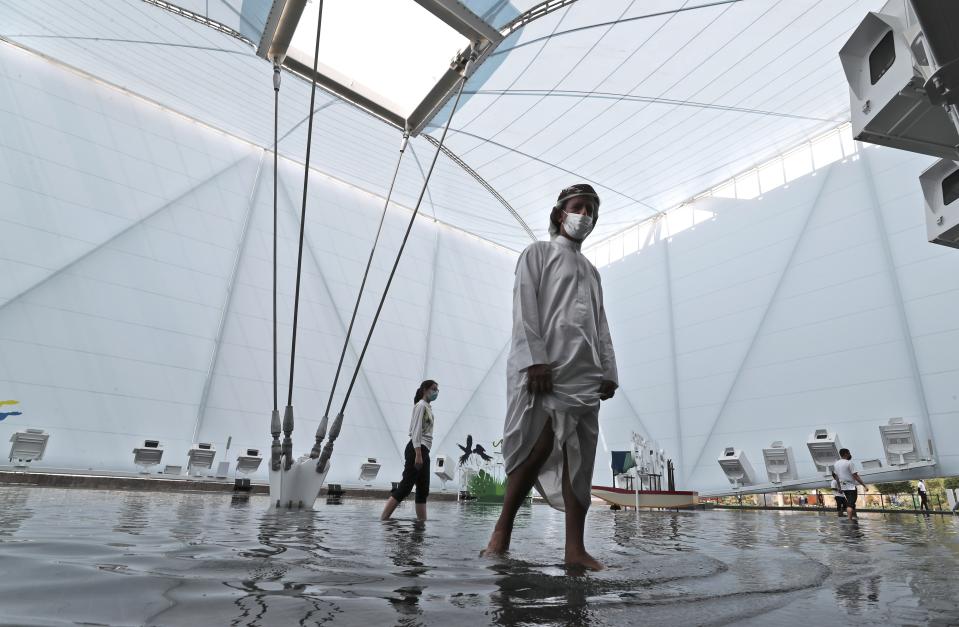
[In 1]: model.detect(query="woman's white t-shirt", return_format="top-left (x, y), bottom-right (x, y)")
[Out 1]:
top-left (408, 399), bottom-right (434, 450)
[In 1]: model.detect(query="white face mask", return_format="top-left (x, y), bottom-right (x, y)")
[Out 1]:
top-left (563, 212), bottom-right (594, 240)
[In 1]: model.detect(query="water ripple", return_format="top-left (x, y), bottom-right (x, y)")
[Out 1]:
top-left (0, 488), bottom-right (957, 626)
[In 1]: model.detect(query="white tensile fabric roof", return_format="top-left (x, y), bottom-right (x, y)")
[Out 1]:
top-left (0, 0), bottom-right (884, 251)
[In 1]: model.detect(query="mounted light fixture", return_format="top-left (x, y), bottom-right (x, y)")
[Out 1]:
top-left (434, 454), bottom-right (454, 482)
top-left (920, 159), bottom-right (959, 248)
top-left (9, 429), bottom-right (49, 469)
top-left (762, 441), bottom-right (798, 484)
top-left (806, 429), bottom-right (842, 475)
top-left (718, 447), bottom-right (755, 489)
top-left (236, 448), bottom-right (264, 475)
top-left (878, 417), bottom-right (928, 466)
top-left (839, 0), bottom-right (959, 159)
top-left (187, 442), bottom-right (216, 476)
top-left (256, 0), bottom-right (503, 135)
top-left (359, 457), bottom-right (381, 482)
top-left (132, 439), bottom-right (164, 473)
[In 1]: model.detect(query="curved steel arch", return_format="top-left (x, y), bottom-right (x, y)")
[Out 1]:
top-left (420, 134), bottom-right (538, 241)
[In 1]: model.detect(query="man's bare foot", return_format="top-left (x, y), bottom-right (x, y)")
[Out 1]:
top-left (564, 548), bottom-right (604, 571)
top-left (481, 529), bottom-right (510, 557)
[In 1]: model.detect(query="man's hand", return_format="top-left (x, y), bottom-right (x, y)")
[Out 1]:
top-left (599, 380), bottom-right (618, 400)
top-left (526, 364), bottom-right (553, 394)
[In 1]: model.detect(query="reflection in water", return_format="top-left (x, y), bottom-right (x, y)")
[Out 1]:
top-left (0, 488), bottom-right (958, 626)
top-left (229, 510), bottom-right (341, 626)
top-left (385, 519), bottom-right (427, 571)
top-left (114, 493), bottom-right (149, 536)
top-left (610, 509), bottom-right (691, 554)
top-left (727, 513), bottom-right (761, 550)
top-left (170, 494), bottom-right (206, 544)
top-left (0, 487), bottom-right (32, 538)
top-left (385, 519), bottom-right (428, 624)
top-left (489, 562), bottom-right (592, 627)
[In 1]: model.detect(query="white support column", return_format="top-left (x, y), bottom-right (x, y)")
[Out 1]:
top-left (660, 218), bottom-right (687, 482)
top-left (616, 386), bottom-right (656, 452)
top-left (860, 150), bottom-right (938, 456)
top-left (434, 336), bottom-right (511, 453)
top-left (408, 143), bottom-right (438, 221)
top-left (422, 228), bottom-right (442, 379)
top-left (191, 152), bottom-right (265, 444)
top-left (687, 164), bottom-right (835, 476)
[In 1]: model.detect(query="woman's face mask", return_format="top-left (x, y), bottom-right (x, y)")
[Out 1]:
top-left (428, 389), bottom-right (439, 402)
top-left (563, 211), bottom-right (594, 240)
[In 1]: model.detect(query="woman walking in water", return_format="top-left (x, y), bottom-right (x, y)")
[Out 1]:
top-left (381, 380), bottom-right (438, 521)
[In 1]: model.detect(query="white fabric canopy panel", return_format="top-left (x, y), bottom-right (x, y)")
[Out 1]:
top-left (0, 0), bottom-right (888, 249)
top-left (0, 39), bottom-right (519, 479)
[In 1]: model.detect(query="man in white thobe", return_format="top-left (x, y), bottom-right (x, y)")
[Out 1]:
top-left (484, 183), bottom-right (618, 570)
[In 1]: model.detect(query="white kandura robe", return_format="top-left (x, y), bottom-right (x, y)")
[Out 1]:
top-left (502, 233), bottom-right (618, 511)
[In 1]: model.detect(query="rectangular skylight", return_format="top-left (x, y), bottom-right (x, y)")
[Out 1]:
top-left (258, 0), bottom-right (502, 134)
top-left (289, 0), bottom-right (469, 120)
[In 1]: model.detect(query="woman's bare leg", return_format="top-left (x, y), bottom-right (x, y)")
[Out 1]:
top-left (380, 496), bottom-right (400, 521)
top-left (415, 502), bottom-right (427, 521)
top-left (561, 445), bottom-right (603, 570)
top-left (483, 421), bottom-right (555, 555)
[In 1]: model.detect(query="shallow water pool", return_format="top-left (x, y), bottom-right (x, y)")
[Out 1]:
top-left (1, 487), bottom-right (958, 626)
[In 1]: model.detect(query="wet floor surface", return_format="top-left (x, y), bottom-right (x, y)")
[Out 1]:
top-left (0, 487), bottom-right (957, 626)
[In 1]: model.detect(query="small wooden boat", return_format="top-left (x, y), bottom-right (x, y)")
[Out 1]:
top-left (591, 485), bottom-right (699, 509)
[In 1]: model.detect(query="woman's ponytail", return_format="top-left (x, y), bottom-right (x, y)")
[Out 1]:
top-left (414, 379), bottom-right (437, 403)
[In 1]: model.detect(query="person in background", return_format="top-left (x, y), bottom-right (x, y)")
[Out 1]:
top-left (483, 183), bottom-right (618, 571)
top-left (832, 448), bottom-right (868, 520)
top-left (381, 380), bottom-right (438, 522)
top-left (917, 479), bottom-right (930, 513)
top-left (831, 477), bottom-right (847, 517)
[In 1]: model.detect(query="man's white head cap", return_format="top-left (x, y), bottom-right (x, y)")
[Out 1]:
top-left (549, 183), bottom-right (601, 237)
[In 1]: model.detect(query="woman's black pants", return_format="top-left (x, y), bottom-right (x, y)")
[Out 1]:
top-left (390, 442), bottom-right (430, 504)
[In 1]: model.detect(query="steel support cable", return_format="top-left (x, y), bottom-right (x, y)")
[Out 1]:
top-left (267, 58), bottom-right (282, 469)
top-left (465, 0), bottom-right (639, 168)
top-left (477, 0), bottom-right (742, 191)
top-left (465, 89), bottom-right (840, 123)
top-left (313, 53), bottom-right (476, 474)
top-left (268, 60), bottom-right (283, 470)
top-left (273, 63), bottom-right (280, 414)
top-left (446, 127), bottom-right (659, 213)
top-left (562, 0), bottom-right (818, 189)
top-left (466, 0), bottom-right (672, 167)
top-left (275, 0), bottom-right (324, 473)
top-left (491, 0), bottom-right (745, 57)
top-left (587, 5), bottom-right (845, 207)
top-left (487, 0), bottom-right (789, 207)
top-left (309, 130), bottom-right (411, 459)
top-left (454, 1), bottom-right (574, 135)
top-left (4, 34), bottom-right (251, 55)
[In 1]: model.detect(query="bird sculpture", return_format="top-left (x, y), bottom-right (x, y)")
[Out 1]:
top-left (473, 444), bottom-right (493, 462)
top-left (458, 435), bottom-right (473, 465)
top-left (458, 435), bottom-right (493, 465)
